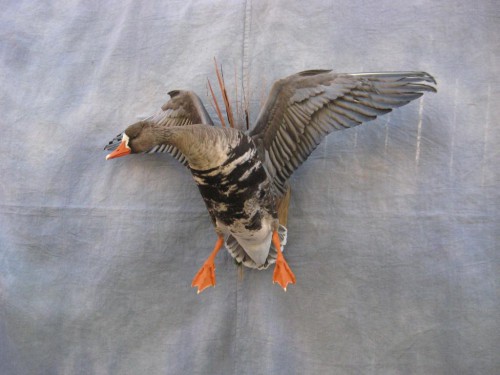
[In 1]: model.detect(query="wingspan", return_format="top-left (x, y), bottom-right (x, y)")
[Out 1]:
top-left (250, 70), bottom-right (437, 196)
top-left (104, 90), bottom-right (214, 165)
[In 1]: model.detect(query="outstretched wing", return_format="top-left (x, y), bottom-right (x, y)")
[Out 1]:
top-left (250, 70), bottom-right (436, 196)
top-left (104, 90), bottom-right (213, 164)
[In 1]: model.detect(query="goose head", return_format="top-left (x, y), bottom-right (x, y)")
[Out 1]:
top-left (106, 121), bottom-right (157, 160)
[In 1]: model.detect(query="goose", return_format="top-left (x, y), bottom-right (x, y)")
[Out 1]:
top-left (105, 69), bottom-right (436, 293)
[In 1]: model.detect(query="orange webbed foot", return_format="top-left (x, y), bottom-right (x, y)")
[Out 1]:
top-left (271, 230), bottom-right (296, 291)
top-left (191, 261), bottom-right (216, 294)
top-left (273, 257), bottom-right (296, 291)
top-left (192, 235), bottom-right (224, 294)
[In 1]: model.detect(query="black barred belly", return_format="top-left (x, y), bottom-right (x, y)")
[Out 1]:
top-left (190, 142), bottom-right (269, 230)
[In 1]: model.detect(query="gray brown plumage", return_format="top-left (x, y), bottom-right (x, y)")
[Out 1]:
top-left (105, 69), bottom-right (436, 292)
top-left (250, 70), bottom-right (437, 196)
top-left (104, 90), bottom-right (213, 164)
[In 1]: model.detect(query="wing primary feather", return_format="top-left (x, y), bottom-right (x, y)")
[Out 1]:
top-left (283, 114), bottom-right (302, 142)
top-left (361, 93), bottom-right (411, 107)
top-left (273, 140), bottom-right (288, 165)
top-left (280, 121), bottom-right (298, 149)
top-left (334, 101), bottom-right (375, 122)
top-left (302, 131), bottom-right (319, 149)
top-left (276, 130), bottom-right (293, 159)
top-left (328, 110), bottom-right (354, 129)
top-left (148, 145), bottom-right (160, 153)
top-left (311, 115), bottom-right (334, 134)
top-left (343, 94), bottom-right (393, 112)
top-left (288, 105), bottom-right (311, 127)
top-left (248, 70), bottom-right (436, 198)
top-left (305, 124), bottom-right (324, 145)
top-left (268, 146), bottom-right (280, 171)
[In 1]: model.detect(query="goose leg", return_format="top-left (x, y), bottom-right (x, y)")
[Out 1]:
top-left (192, 235), bottom-right (224, 294)
top-left (272, 230), bottom-right (296, 291)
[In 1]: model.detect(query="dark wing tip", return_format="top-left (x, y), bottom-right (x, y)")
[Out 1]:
top-left (422, 72), bottom-right (437, 85)
top-left (297, 69), bottom-right (332, 77)
top-left (402, 71), bottom-right (437, 92)
top-left (355, 71), bottom-right (437, 93)
top-left (406, 71), bottom-right (437, 88)
top-left (168, 90), bottom-right (181, 98)
top-left (403, 71), bottom-right (437, 88)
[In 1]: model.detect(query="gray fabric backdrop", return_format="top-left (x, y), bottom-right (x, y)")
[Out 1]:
top-left (1, 1), bottom-right (499, 374)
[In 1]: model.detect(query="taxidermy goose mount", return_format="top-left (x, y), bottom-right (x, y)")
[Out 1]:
top-left (105, 67), bottom-right (436, 293)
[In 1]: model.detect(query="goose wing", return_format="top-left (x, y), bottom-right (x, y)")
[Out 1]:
top-left (104, 90), bottom-right (213, 165)
top-left (250, 70), bottom-right (436, 196)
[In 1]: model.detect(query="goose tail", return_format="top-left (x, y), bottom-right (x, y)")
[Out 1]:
top-left (225, 225), bottom-right (288, 269)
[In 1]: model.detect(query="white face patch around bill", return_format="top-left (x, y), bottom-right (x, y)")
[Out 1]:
top-left (122, 133), bottom-right (131, 149)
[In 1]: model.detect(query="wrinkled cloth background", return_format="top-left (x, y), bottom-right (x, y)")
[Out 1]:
top-left (1, 1), bottom-right (499, 374)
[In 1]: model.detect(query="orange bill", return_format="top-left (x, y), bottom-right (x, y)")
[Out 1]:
top-left (106, 140), bottom-right (131, 160)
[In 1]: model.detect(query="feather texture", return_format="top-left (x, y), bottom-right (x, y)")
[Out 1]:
top-left (104, 90), bottom-right (213, 165)
top-left (250, 70), bottom-right (436, 195)
top-left (105, 69), bottom-right (436, 270)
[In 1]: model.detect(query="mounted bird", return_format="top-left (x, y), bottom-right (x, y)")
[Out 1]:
top-left (104, 69), bottom-right (436, 293)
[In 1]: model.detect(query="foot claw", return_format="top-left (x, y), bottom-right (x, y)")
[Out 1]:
top-left (192, 262), bottom-right (216, 294)
top-left (273, 258), bottom-right (296, 291)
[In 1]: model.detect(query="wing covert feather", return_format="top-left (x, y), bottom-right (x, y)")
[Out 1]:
top-left (250, 70), bottom-right (436, 196)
